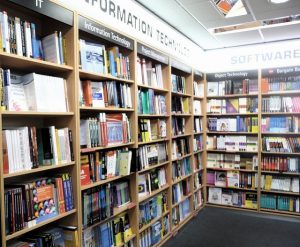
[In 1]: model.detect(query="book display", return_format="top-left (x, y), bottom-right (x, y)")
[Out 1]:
top-left (206, 70), bottom-right (259, 210)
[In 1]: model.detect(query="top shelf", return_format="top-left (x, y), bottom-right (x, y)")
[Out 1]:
top-left (79, 69), bottom-right (134, 83)
top-left (0, 52), bottom-right (73, 73)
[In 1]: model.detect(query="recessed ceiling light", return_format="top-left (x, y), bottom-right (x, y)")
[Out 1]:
top-left (269, 0), bottom-right (290, 4)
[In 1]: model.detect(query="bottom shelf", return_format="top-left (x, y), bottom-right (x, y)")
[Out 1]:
top-left (260, 208), bottom-right (300, 217)
top-left (152, 232), bottom-right (172, 247)
top-left (206, 203), bottom-right (258, 212)
top-left (172, 213), bottom-right (193, 233)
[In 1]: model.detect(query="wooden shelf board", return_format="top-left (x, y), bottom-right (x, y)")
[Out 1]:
top-left (80, 106), bottom-right (134, 112)
top-left (194, 168), bottom-right (204, 174)
top-left (138, 161), bottom-right (170, 174)
top-left (172, 193), bottom-right (193, 208)
top-left (1, 111), bottom-right (74, 116)
top-left (137, 84), bottom-right (169, 93)
top-left (172, 174), bottom-right (192, 185)
top-left (79, 69), bottom-right (134, 83)
top-left (171, 113), bottom-right (192, 117)
top-left (206, 203), bottom-right (258, 211)
top-left (260, 208), bottom-right (300, 216)
top-left (207, 93), bottom-right (258, 99)
top-left (262, 112), bottom-right (300, 116)
top-left (172, 213), bottom-right (193, 232)
top-left (261, 190), bottom-right (300, 196)
top-left (207, 149), bottom-right (258, 154)
top-left (172, 133), bottom-right (193, 139)
top-left (172, 153), bottom-right (192, 162)
top-left (193, 149), bottom-right (204, 154)
top-left (193, 96), bottom-right (204, 100)
top-left (193, 132), bottom-right (204, 135)
top-left (262, 90), bottom-right (300, 96)
top-left (194, 185), bottom-right (204, 193)
top-left (138, 185), bottom-right (169, 203)
top-left (171, 92), bottom-right (192, 97)
top-left (138, 114), bottom-right (170, 118)
top-left (206, 167), bottom-right (257, 173)
top-left (138, 138), bottom-right (168, 145)
top-left (152, 232), bottom-right (172, 247)
top-left (81, 142), bottom-right (135, 153)
top-left (261, 151), bottom-right (300, 156)
top-left (207, 131), bottom-right (258, 135)
top-left (207, 184), bottom-right (257, 192)
top-left (0, 51), bottom-right (73, 72)
top-left (3, 162), bottom-right (75, 179)
top-left (5, 209), bottom-right (76, 241)
top-left (206, 113), bottom-right (258, 116)
top-left (261, 170), bottom-right (300, 176)
top-left (261, 132), bottom-right (300, 135)
top-left (193, 114), bottom-right (203, 117)
top-left (138, 211), bottom-right (170, 233)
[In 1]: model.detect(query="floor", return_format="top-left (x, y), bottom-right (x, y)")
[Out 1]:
top-left (164, 206), bottom-right (300, 247)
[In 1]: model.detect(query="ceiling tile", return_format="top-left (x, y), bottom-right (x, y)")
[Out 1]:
top-left (261, 23), bottom-right (300, 42)
top-left (214, 30), bottom-right (263, 46)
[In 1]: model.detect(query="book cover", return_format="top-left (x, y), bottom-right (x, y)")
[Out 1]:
top-left (208, 187), bottom-right (222, 204)
top-left (207, 82), bottom-right (219, 96)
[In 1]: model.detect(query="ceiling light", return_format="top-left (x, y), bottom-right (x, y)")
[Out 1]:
top-left (269, 0), bottom-right (290, 4)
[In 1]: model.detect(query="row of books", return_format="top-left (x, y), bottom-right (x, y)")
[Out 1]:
top-left (260, 194), bottom-right (299, 212)
top-left (139, 193), bottom-right (167, 229)
top-left (8, 226), bottom-right (78, 247)
top-left (207, 117), bottom-right (259, 133)
top-left (136, 57), bottom-right (164, 89)
top-left (80, 113), bottom-right (131, 148)
top-left (3, 126), bottom-right (73, 174)
top-left (138, 119), bottom-right (167, 142)
top-left (207, 79), bottom-right (258, 96)
top-left (80, 39), bottom-right (130, 79)
top-left (262, 137), bottom-right (300, 153)
top-left (139, 215), bottom-right (170, 247)
top-left (261, 76), bottom-right (300, 93)
top-left (82, 213), bottom-right (133, 247)
top-left (261, 175), bottom-right (299, 193)
top-left (172, 180), bottom-right (191, 204)
top-left (138, 143), bottom-right (168, 171)
top-left (194, 153), bottom-right (203, 171)
top-left (207, 98), bottom-right (258, 114)
top-left (194, 172), bottom-right (202, 189)
top-left (172, 96), bottom-right (190, 114)
top-left (1, 69), bottom-right (68, 112)
top-left (207, 135), bottom-right (258, 152)
top-left (172, 117), bottom-right (186, 136)
top-left (193, 81), bottom-right (204, 97)
top-left (261, 96), bottom-right (300, 113)
top-left (193, 135), bottom-right (204, 152)
top-left (261, 156), bottom-right (300, 172)
top-left (82, 181), bottom-right (130, 228)
top-left (5, 174), bottom-right (74, 234)
top-left (194, 190), bottom-right (203, 209)
top-left (261, 116), bottom-right (300, 133)
top-left (171, 74), bottom-right (186, 94)
top-left (172, 158), bottom-right (191, 181)
top-left (80, 80), bottom-right (132, 109)
top-left (207, 153), bottom-right (258, 170)
top-left (194, 117), bottom-right (203, 133)
top-left (208, 188), bottom-right (258, 209)
top-left (138, 168), bottom-right (167, 198)
top-left (80, 149), bottom-right (132, 186)
top-left (171, 138), bottom-right (190, 160)
top-left (138, 89), bottom-right (167, 115)
top-left (207, 171), bottom-right (258, 189)
top-left (0, 11), bottom-right (66, 64)
top-left (172, 199), bottom-right (190, 226)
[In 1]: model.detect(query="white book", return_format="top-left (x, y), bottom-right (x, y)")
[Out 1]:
top-left (136, 56), bottom-right (143, 84)
top-left (24, 21), bottom-right (33, 57)
top-left (207, 82), bottom-right (219, 96)
top-left (208, 187), bottom-right (222, 204)
top-left (42, 32), bottom-right (60, 63)
top-left (3, 11), bottom-right (10, 53)
top-left (155, 64), bottom-right (163, 88)
top-left (141, 58), bottom-right (148, 85)
top-left (49, 126), bottom-right (58, 164)
top-left (90, 81), bottom-right (105, 107)
top-left (14, 17), bottom-right (23, 56)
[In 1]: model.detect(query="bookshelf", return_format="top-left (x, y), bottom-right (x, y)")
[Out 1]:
top-left (205, 70), bottom-right (260, 211)
top-left (0, 1), bottom-right (79, 246)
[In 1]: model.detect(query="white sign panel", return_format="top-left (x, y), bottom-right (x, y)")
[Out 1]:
top-left (204, 39), bottom-right (300, 72)
top-left (57, 0), bottom-right (205, 68)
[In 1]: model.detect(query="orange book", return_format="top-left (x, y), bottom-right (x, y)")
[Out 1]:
top-left (55, 177), bottom-right (66, 214)
top-left (261, 78), bottom-right (269, 93)
top-left (82, 80), bottom-right (92, 106)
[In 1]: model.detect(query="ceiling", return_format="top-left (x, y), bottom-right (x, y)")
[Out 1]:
top-left (134, 0), bottom-right (300, 50)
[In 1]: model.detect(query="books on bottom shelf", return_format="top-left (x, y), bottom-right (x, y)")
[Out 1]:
top-left (82, 181), bottom-right (131, 228)
top-left (261, 194), bottom-right (300, 213)
top-left (207, 135), bottom-right (258, 152)
top-left (1, 69), bottom-right (69, 112)
top-left (138, 168), bottom-right (167, 199)
top-left (194, 190), bottom-right (203, 210)
top-left (3, 126), bottom-right (73, 174)
top-left (138, 143), bottom-right (168, 171)
top-left (4, 173), bottom-right (74, 235)
top-left (139, 214), bottom-right (170, 247)
top-left (80, 148), bottom-right (133, 186)
top-left (82, 213), bottom-right (134, 247)
top-left (207, 153), bottom-right (258, 170)
top-left (80, 113), bottom-right (131, 149)
top-left (208, 187), bottom-right (257, 209)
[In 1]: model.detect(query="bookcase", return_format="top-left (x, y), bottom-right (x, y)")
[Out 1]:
top-left (0, 1), bottom-right (79, 246)
top-left (205, 70), bottom-right (260, 210)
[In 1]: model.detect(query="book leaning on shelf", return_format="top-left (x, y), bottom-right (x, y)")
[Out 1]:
top-left (82, 212), bottom-right (134, 247)
top-left (172, 96), bottom-right (190, 114)
top-left (193, 81), bottom-right (204, 97)
top-left (172, 117), bottom-right (186, 136)
top-left (1, 69), bottom-right (68, 112)
top-left (136, 56), bottom-right (164, 88)
top-left (79, 39), bottom-right (130, 79)
top-left (138, 88), bottom-right (167, 115)
top-left (172, 157), bottom-right (191, 180)
top-left (5, 173), bottom-right (74, 235)
top-left (194, 172), bottom-right (202, 190)
top-left (2, 126), bottom-right (73, 174)
top-left (138, 168), bottom-right (167, 198)
top-left (171, 137), bottom-right (190, 160)
top-left (193, 135), bottom-right (203, 152)
top-left (80, 80), bottom-right (132, 108)
top-left (80, 113), bottom-right (131, 149)
top-left (80, 148), bottom-right (133, 186)
top-left (138, 142), bottom-right (168, 171)
top-left (172, 179), bottom-right (191, 204)
top-left (0, 10), bottom-right (67, 64)
top-left (82, 181), bottom-right (131, 228)
top-left (138, 118), bottom-right (167, 142)
top-left (172, 198), bottom-right (190, 226)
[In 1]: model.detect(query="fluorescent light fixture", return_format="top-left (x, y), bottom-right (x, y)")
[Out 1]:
top-left (269, 0), bottom-right (290, 4)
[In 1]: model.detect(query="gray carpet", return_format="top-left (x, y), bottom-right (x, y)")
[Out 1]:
top-left (164, 206), bottom-right (300, 247)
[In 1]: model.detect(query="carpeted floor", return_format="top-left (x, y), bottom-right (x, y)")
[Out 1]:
top-left (164, 206), bottom-right (300, 247)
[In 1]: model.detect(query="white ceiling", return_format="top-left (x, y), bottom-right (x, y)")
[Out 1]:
top-left (135, 0), bottom-right (300, 50)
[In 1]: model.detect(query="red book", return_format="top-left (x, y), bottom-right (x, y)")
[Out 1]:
top-left (80, 164), bottom-right (91, 186)
top-left (82, 80), bottom-right (92, 106)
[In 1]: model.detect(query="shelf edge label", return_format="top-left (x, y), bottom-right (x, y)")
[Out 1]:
top-left (206, 70), bottom-right (258, 81)
top-left (137, 43), bottom-right (169, 65)
top-left (171, 60), bottom-right (192, 74)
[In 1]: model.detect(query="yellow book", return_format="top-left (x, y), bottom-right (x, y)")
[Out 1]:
top-left (252, 117), bottom-right (259, 133)
top-left (55, 129), bottom-right (62, 163)
top-left (63, 227), bottom-right (79, 247)
top-left (183, 97), bottom-right (190, 114)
